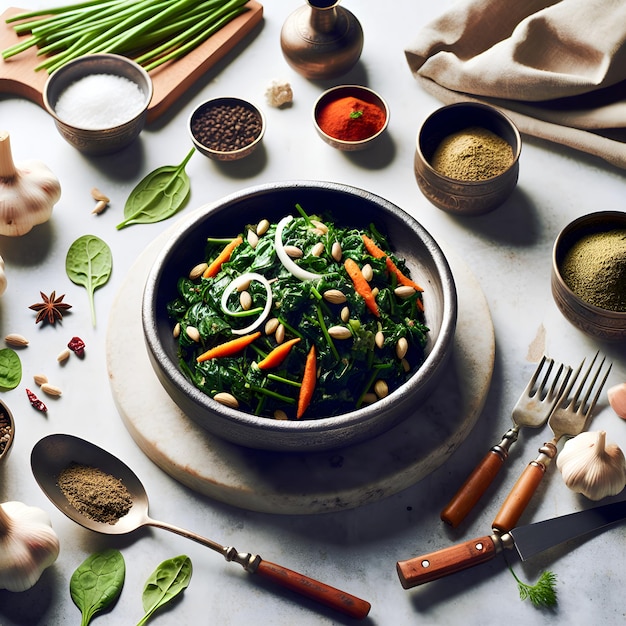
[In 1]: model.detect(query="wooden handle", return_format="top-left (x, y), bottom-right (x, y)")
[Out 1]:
top-left (396, 535), bottom-right (498, 589)
top-left (255, 560), bottom-right (371, 620)
top-left (492, 462), bottom-right (546, 533)
top-left (441, 450), bottom-right (505, 527)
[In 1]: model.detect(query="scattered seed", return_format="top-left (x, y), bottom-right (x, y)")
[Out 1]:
top-left (331, 241), bottom-right (342, 261)
top-left (340, 306), bottom-right (350, 322)
top-left (4, 333), bottom-right (29, 347)
top-left (323, 289), bottom-right (347, 304)
top-left (189, 262), bottom-right (208, 280)
top-left (256, 219), bottom-right (270, 236)
top-left (362, 392), bottom-right (378, 405)
top-left (265, 317), bottom-right (279, 335)
top-left (361, 263), bottom-right (374, 282)
top-left (214, 392), bottom-right (239, 409)
top-left (274, 409), bottom-right (288, 420)
top-left (57, 348), bottom-right (71, 363)
top-left (236, 278), bottom-right (251, 292)
top-left (92, 199), bottom-right (109, 215)
top-left (33, 373), bottom-right (48, 386)
top-left (275, 323), bottom-right (285, 344)
top-left (395, 285), bottom-right (416, 299)
top-left (186, 326), bottom-right (201, 342)
top-left (311, 219), bottom-right (328, 234)
top-left (374, 379), bottom-right (389, 399)
top-left (41, 383), bottom-right (62, 397)
top-left (401, 358), bottom-right (410, 372)
top-left (173, 322), bottom-right (181, 338)
top-left (247, 229), bottom-right (259, 249)
top-left (311, 242), bottom-right (325, 257)
top-left (240, 290), bottom-right (252, 310)
top-left (284, 245), bottom-right (303, 259)
top-left (91, 187), bottom-right (110, 202)
top-left (328, 325), bottom-right (352, 339)
top-left (375, 330), bottom-right (385, 349)
top-left (396, 337), bottom-right (409, 359)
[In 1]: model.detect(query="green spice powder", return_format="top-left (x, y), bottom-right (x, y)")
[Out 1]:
top-left (560, 229), bottom-right (626, 312)
top-left (431, 126), bottom-right (514, 181)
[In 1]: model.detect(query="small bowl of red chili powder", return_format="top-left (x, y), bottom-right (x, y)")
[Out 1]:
top-left (313, 85), bottom-right (389, 151)
top-left (189, 96), bottom-right (266, 161)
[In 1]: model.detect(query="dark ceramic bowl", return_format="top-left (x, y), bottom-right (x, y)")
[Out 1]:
top-left (415, 102), bottom-right (521, 215)
top-left (313, 85), bottom-right (389, 152)
top-left (142, 181), bottom-right (457, 451)
top-left (552, 211), bottom-right (626, 342)
top-left (43, 53), bottom-right (152, 155)
top-left (189, 97), bottom-right (265, 161)
top-left (0, 400), bottom-right (15, 465)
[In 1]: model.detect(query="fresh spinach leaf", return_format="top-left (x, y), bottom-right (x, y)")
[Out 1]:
top-left (0, 348), bottom-right (21, 389)
top-left (66, 234), bottom-right (113, 327)
top-left (116, 148), bottom-right (194, 230)
top-left (70, 549), bottom-right (125, 626)
top-left (136, 555), bottom-right (192, 626)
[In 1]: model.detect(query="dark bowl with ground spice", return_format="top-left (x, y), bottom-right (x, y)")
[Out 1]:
top-left (313, 85), bottom-right (389, 152)
top-left (414, 102), bottom-right (521, 216)
top-left (552, 211), bottom-right (626, 342)
top-left (189, 97), bottom-right (265, 161)
top-left (0, 400), bottom-right (15, 465)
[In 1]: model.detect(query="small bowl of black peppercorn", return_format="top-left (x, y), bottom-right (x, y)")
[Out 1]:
top-left (0, 400), bottom-right (15, 467)
top-left (189, 97), bottom-right (265, 161)
top-left (552, 211), bottom-right (626, 342)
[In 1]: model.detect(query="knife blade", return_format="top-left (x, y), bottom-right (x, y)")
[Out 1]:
top-left (396, 499), bottom-right (626, 589)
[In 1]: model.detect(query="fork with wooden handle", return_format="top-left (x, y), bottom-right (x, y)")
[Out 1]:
top-left (440, 356), bottom-right (572, 528)
top-left (492, 352), bottom-right (612, 534)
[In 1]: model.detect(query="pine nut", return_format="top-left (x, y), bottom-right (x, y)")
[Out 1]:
top-left (265, 317), bottom-right (279, 335)
top-left (41, 383), bottom-right (62, 397)
top-left (311, 242), bottom-right (325, 257)
top-left (284, 245), bottom-right (303, 258)
top-left (4, 333), bottom-right (28, 347)
top-left (214, 392), bottom-right (239, 409)
top-left (189, 262), bottom-right (208, 280)
top-left (274, 409), bottom-right (289, 420)
top-left (173, 322), bottom-right (181, 338)
top-left (275, 323), bottom-right (285, 344)
top-left (396, 337), bottom-right (409, 359)
top-left (331, 241), bottom-right (342, 261)
top-left (247, 229), bottom-right (259, 249)
top-left (239, 291), bottom-right (252, 310)
top-left (328, 325), bottom-right (352, 339)
top-left (256, 219), bottom-right (270, 236)
top-left (362, 393), bottom-right (378, 405)
top-left (186, 326), bottom-right (201, 342)
top-left (361, 263), bottom-right (374, 282)
top-left (375, 330), bottom-right (385, 349)
top-left (57, 348), bottom-right (71, 362)
top-left (33, 374), bottom-right (48, 386)
top-left (341, 306), bottom-right (350, 322)
top-left (311, 219), bottom-right (328, 234)
top-left (323, 289), bottom-right (347, 304)
top-left (374, 379), bottom-right (389, 399)
top-left (395, 285), bottom-right (416, 299)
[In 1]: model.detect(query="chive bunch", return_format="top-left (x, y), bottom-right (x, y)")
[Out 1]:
top-left (2, 0), bottom-right (250, 73)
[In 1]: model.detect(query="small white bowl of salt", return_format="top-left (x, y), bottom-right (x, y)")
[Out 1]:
top-left (44, 53), bottom-right (153, 155)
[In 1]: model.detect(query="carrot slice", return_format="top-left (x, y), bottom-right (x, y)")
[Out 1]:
top-left (344, 257), bottom-right (380, 317)
top-left (385, 257), bottom-right (424, 292)
top-left (297, 345), bottom-right (317, 419)
top-left (257, 337), bottom-right (301, 370)
top-left (361, 234), bottom-right (386, 259)
top-left (202, 236), bottom-right (243, 278)
top-left (196, 331), bottom-right (261, 362)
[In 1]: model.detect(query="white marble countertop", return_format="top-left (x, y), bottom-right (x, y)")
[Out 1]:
top-left (1, 1), bottom-right (625, 624)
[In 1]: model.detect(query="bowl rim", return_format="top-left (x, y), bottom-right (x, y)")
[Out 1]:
top-left (552, 210), bottom-right (626, 318)
top-left (416, 101), bottom-right (522, 185)
top-left (188, 96), bottom-right (266, 156)
top-left (312, 84), bottom-right (390, 146)
top-left (142, 180), bottom-right (457, 437)
top-left (43, 52), bottom-right (153, 131)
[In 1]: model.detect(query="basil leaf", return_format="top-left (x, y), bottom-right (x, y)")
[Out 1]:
top-left (0, 348), bottom-right (21, 389)
top-left (116, 148), bottom-right (195, 230)
top-left (70, 549), bottom-right (125, 626)
top-left (136, 555), bottom-right (192, 626)
top-left (66, 234), bottom-right (113, 327)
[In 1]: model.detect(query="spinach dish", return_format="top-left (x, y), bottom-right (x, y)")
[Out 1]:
top-left (166, 204), bottom-right (429, 420)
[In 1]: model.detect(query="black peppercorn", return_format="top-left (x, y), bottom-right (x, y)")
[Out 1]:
top-left (191, 102), bottom-right (263, 153)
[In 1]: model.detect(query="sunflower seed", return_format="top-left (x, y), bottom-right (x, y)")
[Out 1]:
top-left (328, 325), bottom-right (352, 339)
top-left (323, 289), bottom-right (347, 304)
top-left (214, 392), bottom-right (239, 409)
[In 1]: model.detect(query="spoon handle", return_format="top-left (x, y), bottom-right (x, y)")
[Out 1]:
top-left (255, 559), bottom-right (371, 620)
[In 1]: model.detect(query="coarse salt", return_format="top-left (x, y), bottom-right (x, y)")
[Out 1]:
top-left (54, 73), bottom-right (146, 130)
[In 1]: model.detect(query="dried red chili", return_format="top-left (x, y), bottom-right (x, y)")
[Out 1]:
top-left (68, 336), bottom-right (85, 358)
top-left (316, 96), bottom-right (386, 142)
top-left (26, 388), bottom-right (47, 413)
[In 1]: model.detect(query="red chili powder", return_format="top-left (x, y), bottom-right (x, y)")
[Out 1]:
top-left (317, 96), bottom-right (386, 142)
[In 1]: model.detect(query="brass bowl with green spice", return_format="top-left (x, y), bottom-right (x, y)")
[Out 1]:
top-left (552, 211), bottom-right (626, 342)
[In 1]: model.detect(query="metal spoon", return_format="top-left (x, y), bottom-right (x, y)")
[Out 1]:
top-left (31, 433), bottom-right (370, 620)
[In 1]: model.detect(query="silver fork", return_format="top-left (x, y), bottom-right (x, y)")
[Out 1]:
top-left (492, 352), bottom-right (612, 534)
top-left (441, 356), bottom-right (572, 527)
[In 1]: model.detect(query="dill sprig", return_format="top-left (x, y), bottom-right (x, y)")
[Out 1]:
top-left (508, 565), bottom-right (558, 608)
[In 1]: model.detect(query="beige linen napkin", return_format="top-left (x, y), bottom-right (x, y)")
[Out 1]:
top-left (405, 0), bottom-right (626, 169)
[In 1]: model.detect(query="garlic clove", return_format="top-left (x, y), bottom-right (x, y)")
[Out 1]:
top-left (608, 383), bottom-right (626, 420)
top-left (557, 430), bottom-right (626, 501)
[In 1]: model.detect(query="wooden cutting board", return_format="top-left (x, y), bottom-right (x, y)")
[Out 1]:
top-left (0, 3), bottom-right (263, 123)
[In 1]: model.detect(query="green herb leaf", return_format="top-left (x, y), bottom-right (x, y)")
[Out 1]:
top-left (136, 555), bottom-right (192, 626)
top-left (349, 110), bottom-right (363, 119)
top-left (66, 234), bottom-right (113, 327)
top-left (508, 565), bottom-right (557, 608)
top-left (70, 549), bottom-right (126, 626)
top-left (0, 348), bottom-right (21, 389)
top-left (116, 149), bottom-right (194, 230)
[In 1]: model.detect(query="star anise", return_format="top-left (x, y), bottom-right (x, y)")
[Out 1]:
top-left (29, 291), bottom-right (72, 325)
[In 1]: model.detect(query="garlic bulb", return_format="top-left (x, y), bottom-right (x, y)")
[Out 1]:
top-left (608, 383), bottom-right (626, 420)
top-left (556, 430), bottom-right (626, 501)
top-left (0, 130), bottom-right (61, 236)
top-left (0, 500), bottom-right (60, 592)
top-left (0, 255), bottom-right (6, 296)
